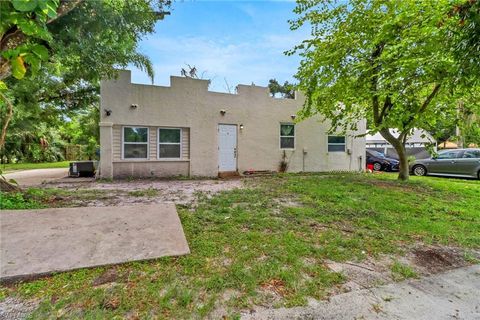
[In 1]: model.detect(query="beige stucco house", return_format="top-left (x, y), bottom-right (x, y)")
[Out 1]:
top-left (99, 70), bottom-right (366, 178)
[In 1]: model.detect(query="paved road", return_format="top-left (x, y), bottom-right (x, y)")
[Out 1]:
top-left (3, 168), bottom-right (68, 186)
top-left (244, 264), bottom-right (480, 320)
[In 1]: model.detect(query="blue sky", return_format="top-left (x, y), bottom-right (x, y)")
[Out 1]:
top-left (130, 1), bottom-right (309, 92)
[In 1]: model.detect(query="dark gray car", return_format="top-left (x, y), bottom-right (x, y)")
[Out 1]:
top-left (410, 148), bottom-right (480, 179)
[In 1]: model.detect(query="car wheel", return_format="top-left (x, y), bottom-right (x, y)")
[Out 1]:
top-left (373, 162), bottom-right (382, 171)
top-left (413, 165), bottom-right (427, 176)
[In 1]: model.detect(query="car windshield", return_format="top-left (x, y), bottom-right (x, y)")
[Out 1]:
top-left (368, 150), bottom-right (385, 158)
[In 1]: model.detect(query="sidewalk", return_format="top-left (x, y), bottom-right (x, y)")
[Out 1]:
top-left (244, 264), bottom-right (480, 319)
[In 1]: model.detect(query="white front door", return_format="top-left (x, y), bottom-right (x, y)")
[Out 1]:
top-left (218, 124), bottom-right (237, 172)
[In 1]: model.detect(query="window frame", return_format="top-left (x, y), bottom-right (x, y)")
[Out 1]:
top-left (157, 127), bottom-right (182, 160)
top-left (122, 126), bottom-right (149, 160)
top-left (327, 135), bottom-right (346, 153)
top-left (280, 123), bottom-right (295, 150)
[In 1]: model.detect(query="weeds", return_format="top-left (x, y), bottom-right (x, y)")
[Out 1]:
top-left (3, 173), bottom-right (479, 318)
top-left (390, 261), bottom-right (418, 281)
top-left (128, 187), bottom-right (158, 197)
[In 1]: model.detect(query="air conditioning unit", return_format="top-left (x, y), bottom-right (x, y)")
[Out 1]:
top-left (69, 161), bottom-right (96, 177)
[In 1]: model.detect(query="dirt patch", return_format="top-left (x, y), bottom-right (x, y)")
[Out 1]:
top-left (261, 279), bottom-right (288, 297)
top-left (207, 289), bottom-right (241, 320)
top-left (326, 244), bottom-right (478, 296)
top-left (364, 179), bottom-right (428, 193)
top-left (45, 178), bottom-right (244, 207)
top-left (410, 246), bottom-right (471, 274)
top-left (92, 268), bottom-right (126, 287)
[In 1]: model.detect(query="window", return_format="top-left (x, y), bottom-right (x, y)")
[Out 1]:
top-left (437, 150), bottom-right (460, 159)
top-left (328, 135), bottom-right (346, 152)
top-left (462, 150), bottom-right (480, 159)
top-left (280, 124), bottom-right (295, 149)
top-left (123, 127), bottom-right (148, 159)
top-left (158, 128), bottom-right (181, 158)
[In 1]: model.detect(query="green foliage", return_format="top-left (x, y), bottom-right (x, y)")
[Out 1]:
top-left (289, 0), bottom-right (480, 180)
top-left (0, 191), bottom-right (44, 209)
top-left (449, 1), bottom-right (480, 79)
top-left (1, 119), bottom-right (66, 163)
top-left (128, 187), bottom-right (159, 197)
top-left (291, 0), bottom-right (458, 131)
top-left (1, 0), bottom-right (170, 161)
top-left (268, 79), bottom-right (296, 99)
top-left (1, 161), bottom-right (69, 171)
top-left (0, 0), bottom-right (58, 79)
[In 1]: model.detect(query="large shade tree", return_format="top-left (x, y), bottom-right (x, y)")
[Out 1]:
top-left (0, 0), bottom-right (170, 190)
top-left (289, 0), bottom-right (480, 180)
top-left (0, 0), bottom-right (170, 148)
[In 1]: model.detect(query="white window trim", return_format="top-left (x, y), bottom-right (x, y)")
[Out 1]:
top-left (158, 127), bottom-right (182, 160)
top-left (327, 135), bottom-right (346, 153)
top-left (122, 126), bottom-right (150, 160)
top-left (280, 123), bottom-right (295, 150)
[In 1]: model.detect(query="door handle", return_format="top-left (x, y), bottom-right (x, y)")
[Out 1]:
top-left (234, 148), bottom-right (237, 158)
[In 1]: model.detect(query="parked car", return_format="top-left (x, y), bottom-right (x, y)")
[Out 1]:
top-left (366, 150), bottom-right (400, 171)
top-left (410, 148), bottom-right (480, 179)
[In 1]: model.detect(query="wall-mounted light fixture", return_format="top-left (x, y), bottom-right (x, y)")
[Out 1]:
top-left (239, 124), bottom-right (244, 130)
top-left (290, 114), bottom-right (296, 120)
top-left (130, 104), bottom-right (139, 109)
top-left (220, 109), bottom-right (226, 115)
top-left (104, 109), bottom-right (112, 116)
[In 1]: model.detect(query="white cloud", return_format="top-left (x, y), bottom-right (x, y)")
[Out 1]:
top-left (130, 30), bottom-right (308, 92)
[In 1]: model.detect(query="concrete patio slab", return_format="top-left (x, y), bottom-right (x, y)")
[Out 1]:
top-left (0, 204), bottom-right (190, 282)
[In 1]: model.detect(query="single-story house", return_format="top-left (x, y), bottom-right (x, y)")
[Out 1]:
top-left (366, 128), bottom-right (436, 159)
top-left (98, 70), bottom-right (366, 178)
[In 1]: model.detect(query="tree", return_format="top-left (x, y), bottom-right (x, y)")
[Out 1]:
top-left (450, 0), bottom-right (480, 76)
top-left (268, 79), bottom-right (295, 99)
top-left (289, 0), bottom-right (478, 180)
top-left (0, 0), bottom-right (170, 190)
top-left (0, 0), bottom-right (170, 148)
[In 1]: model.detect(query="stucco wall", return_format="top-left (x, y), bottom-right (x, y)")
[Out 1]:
top-left (112, 161), bottom-right (189, 178)
top-left (99, 70), bottom-right (366, 178)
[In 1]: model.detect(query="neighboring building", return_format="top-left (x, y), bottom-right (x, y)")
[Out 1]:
top-left (366, 129), bottom-right (436, 159)
top-left (438, 140), bottom-right (459, 150)
top-left (99, 70), bottom-right (366, 178)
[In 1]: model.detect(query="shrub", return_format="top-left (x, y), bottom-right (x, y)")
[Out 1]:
top-left (0, 192), bottom-right (44, 210)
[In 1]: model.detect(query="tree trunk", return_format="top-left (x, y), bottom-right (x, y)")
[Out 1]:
top-left (0, 91), bottom-right (13, 149)
top-left (379, 129), bottom-right (410, 181)
top-left (396, 143), bottom-right (409, 181)
top-left (0, 178), bottom-right (20, 192)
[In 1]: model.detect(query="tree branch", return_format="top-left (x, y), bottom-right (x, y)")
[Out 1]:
top-left (418, 83), bottom-right (441, 115)
top-left (47, 0), bottom-right (84, 24)
top-left (0, 91), bottom-right (14, 149)
top-left (379, 94), bottom-right (392, 121)
top-left (402, 83), bottom-right (442, 130)
top-left (370, 43), bottom-right (385, 125)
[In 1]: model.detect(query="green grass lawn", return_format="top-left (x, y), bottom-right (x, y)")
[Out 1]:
top-left (1, 173), bottom-right (479, 319)
top-left (1, 161), bottom-right (70, 172)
